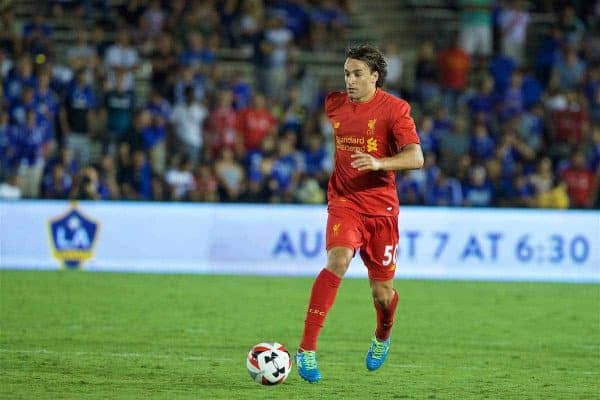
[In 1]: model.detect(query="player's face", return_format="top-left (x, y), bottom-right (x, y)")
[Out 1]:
top-left (344, 58), bottom-right (378, 102)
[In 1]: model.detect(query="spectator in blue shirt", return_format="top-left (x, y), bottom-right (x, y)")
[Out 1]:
top-left (500, 70), bottom-right (525, 119)
top-left (558, 5), bottom-right (586, 46)
top-left (144, 88), bottom-right (172, 121)
top-left (533, 26), bottom-right (562, 87)
top-left (43, 147), bottom-right (79, 183)
top-left (97, 154), bottom-right (120, 200)
top-left (426, 170), bottom-right (463, 206)
top-left (423, 152), bottom-right (441, 189)
top-left (34, 72), bottom-right (60, 131)
top-left (553, 46), bottom-right (586, 90)
top-left (518, 102), bottom-right (544, 152)
top-left (397, 170), bottom-right (424, 205)
top-left (510, 172), bottom-right (536, 207)
top-left (245, 133), bottom-right (276, 180)
top-left (121, 149), bottom-right (153, 200)
top-left (521, 69), bottom-right (543, 110)
top-left (438, 115), bottom-right (470, 173)
top-left (589, 125), bottom-right (600, 172)
top-left (3, 56), bottom-right (37, 103)
top-left (462, 165), bottom-right (494, 207)
top-left (22, 14), bottom-right (52, 56)
top-left (470, 121), bottom-right (496, 162)
top-left (310, 0), bottom-right (348, 42)
top-left (59, 69), bottom-right (97, 166)
top-left (271, 134), bottom-right (305, 202)
top-left (0, 109), bottom-right (18, 175)
top-left (16, 110), bottom-right (51, 198)
top-left (303, 132), bottom-right (331, 187)
top-left (41, 162), bottom-right (72, 199)
top-left (272, 0), bottom-right (311, 42)
top-left (417, 115), bottom-right (438, 155)
top-left (489, 53), bottom-right (516, 96)
top-left (230, 73), bottom-right (253, 111)
top-left (172, 66), bottom-right (207, 103)
top-left (179, 32), bottom-right (212, 71)
top-left (9, 85), bottom-right (36, 125)
top-left (495, 130), bottom-right (535, 181)
top-left (138, 109), bottom-right (167, 174)
top-left (431, 105), bottom-right (453, 143)
top-left (467, 74), bottom-right (497, 121)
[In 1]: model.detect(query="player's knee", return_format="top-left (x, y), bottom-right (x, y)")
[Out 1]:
top-left (371, 283), bottom-right (394, 307)
top-left (326, 258), bottom-right (350, 277)
top-left (326, 248), bottom-right (352, 277)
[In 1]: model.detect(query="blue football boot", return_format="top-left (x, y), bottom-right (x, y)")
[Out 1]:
top-left (295, 350), bottom-right (322, 382)
top-left (365, 336), bottom-right (390, 371)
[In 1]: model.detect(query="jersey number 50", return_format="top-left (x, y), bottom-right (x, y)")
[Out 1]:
top-left (382, 244), bottom-right (399, 266)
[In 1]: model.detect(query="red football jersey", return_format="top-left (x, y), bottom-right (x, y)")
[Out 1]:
top-left (561, 167), bottom-right (595, 207)
top-left (325, 89), bottom-right (420, 216)
top-left (238, 108), bottom-right (276, 151)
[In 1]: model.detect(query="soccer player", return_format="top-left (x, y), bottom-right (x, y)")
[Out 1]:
top-left (296, 44), bottom-right (424, 383)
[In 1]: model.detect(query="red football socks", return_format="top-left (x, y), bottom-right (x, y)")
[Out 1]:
top-left (374, 289), bottom-right (399, 341)
top-left (299, 268), bottom-right (342, 351)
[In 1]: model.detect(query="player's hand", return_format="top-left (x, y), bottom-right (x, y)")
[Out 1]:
top-left (350, 152), bottom-right (382, 171)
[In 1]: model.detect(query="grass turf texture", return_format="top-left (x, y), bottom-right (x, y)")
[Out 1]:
top-left (0, 271), bottom-right (598, 400)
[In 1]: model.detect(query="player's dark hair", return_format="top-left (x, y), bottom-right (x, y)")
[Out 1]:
top-left (346, 44), bottom-right (387, 88)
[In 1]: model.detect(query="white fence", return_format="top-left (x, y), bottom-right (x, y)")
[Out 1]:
top-left (1, 201), bottom-right (598, 282)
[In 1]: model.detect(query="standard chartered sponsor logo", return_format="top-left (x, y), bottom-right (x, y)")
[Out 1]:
top-left (335, 136), bottom-right (378, 153)
top-left (336, 136), bottom-right (364, 144)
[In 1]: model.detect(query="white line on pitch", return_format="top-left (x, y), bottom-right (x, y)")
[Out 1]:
top-left (0, 348), bottom-right (234, 362)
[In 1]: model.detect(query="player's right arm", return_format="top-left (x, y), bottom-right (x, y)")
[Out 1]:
top-left (350, 143), bottom-right (423, 172)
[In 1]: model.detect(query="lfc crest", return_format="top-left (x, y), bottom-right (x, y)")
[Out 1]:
top-left (366, 119), bottom-right (376, 135)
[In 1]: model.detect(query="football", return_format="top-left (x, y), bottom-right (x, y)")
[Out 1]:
top-left (246, 342), bottom-right (292, 385)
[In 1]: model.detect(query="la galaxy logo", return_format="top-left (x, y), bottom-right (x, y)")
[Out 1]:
top-left (48, 203), bottom-right (99, 269)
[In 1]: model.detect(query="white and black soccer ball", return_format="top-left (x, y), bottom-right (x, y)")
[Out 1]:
top-left (246, 342), bottom-right (292, 385)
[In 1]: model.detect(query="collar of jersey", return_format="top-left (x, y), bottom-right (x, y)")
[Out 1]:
top-left (346, 88), bottom-right (381, 106)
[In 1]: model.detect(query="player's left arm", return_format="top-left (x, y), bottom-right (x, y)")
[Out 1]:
top-left (350, 143), bottom-right (424, 171)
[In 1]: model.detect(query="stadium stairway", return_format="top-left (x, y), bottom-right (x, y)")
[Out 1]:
top-left (9, 0), bottom-right (386, 104)
top-left (356, 0), bottom-right (556, 94)
top-left (10, 0), bottom-right (556, 104)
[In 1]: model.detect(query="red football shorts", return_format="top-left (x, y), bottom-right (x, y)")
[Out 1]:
top-left (325, 206), bottom-right (399, 281)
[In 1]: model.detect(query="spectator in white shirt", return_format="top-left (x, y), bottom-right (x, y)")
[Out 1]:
top-left (0, 173), bottom-right (22, 200)
top-left (165, 153), bottom-right (195, 200)
top-left (104, 29), bottom-right (139, 90)
top-left (263, 13), bottom-right (293, 101)
top-left (67, 29), bottom-right (99, 77)
top-left (170, 86), bottom-right (208, 165)
top-left (499, 0), bottom-right (530, 66)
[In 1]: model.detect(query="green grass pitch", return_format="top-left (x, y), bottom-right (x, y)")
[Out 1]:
top-left (1, 270), bottom-right (598, 399)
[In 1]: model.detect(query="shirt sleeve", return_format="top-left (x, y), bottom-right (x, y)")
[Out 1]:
top-left (391, 101), bottom-right (420, 147)
top-left (324, 91), bottom-right (344, 117)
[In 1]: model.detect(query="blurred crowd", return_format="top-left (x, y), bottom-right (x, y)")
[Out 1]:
top-left (0, 0), bottom-right (598, 209)
top-left (396, 0), bottom-right (600, 209)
